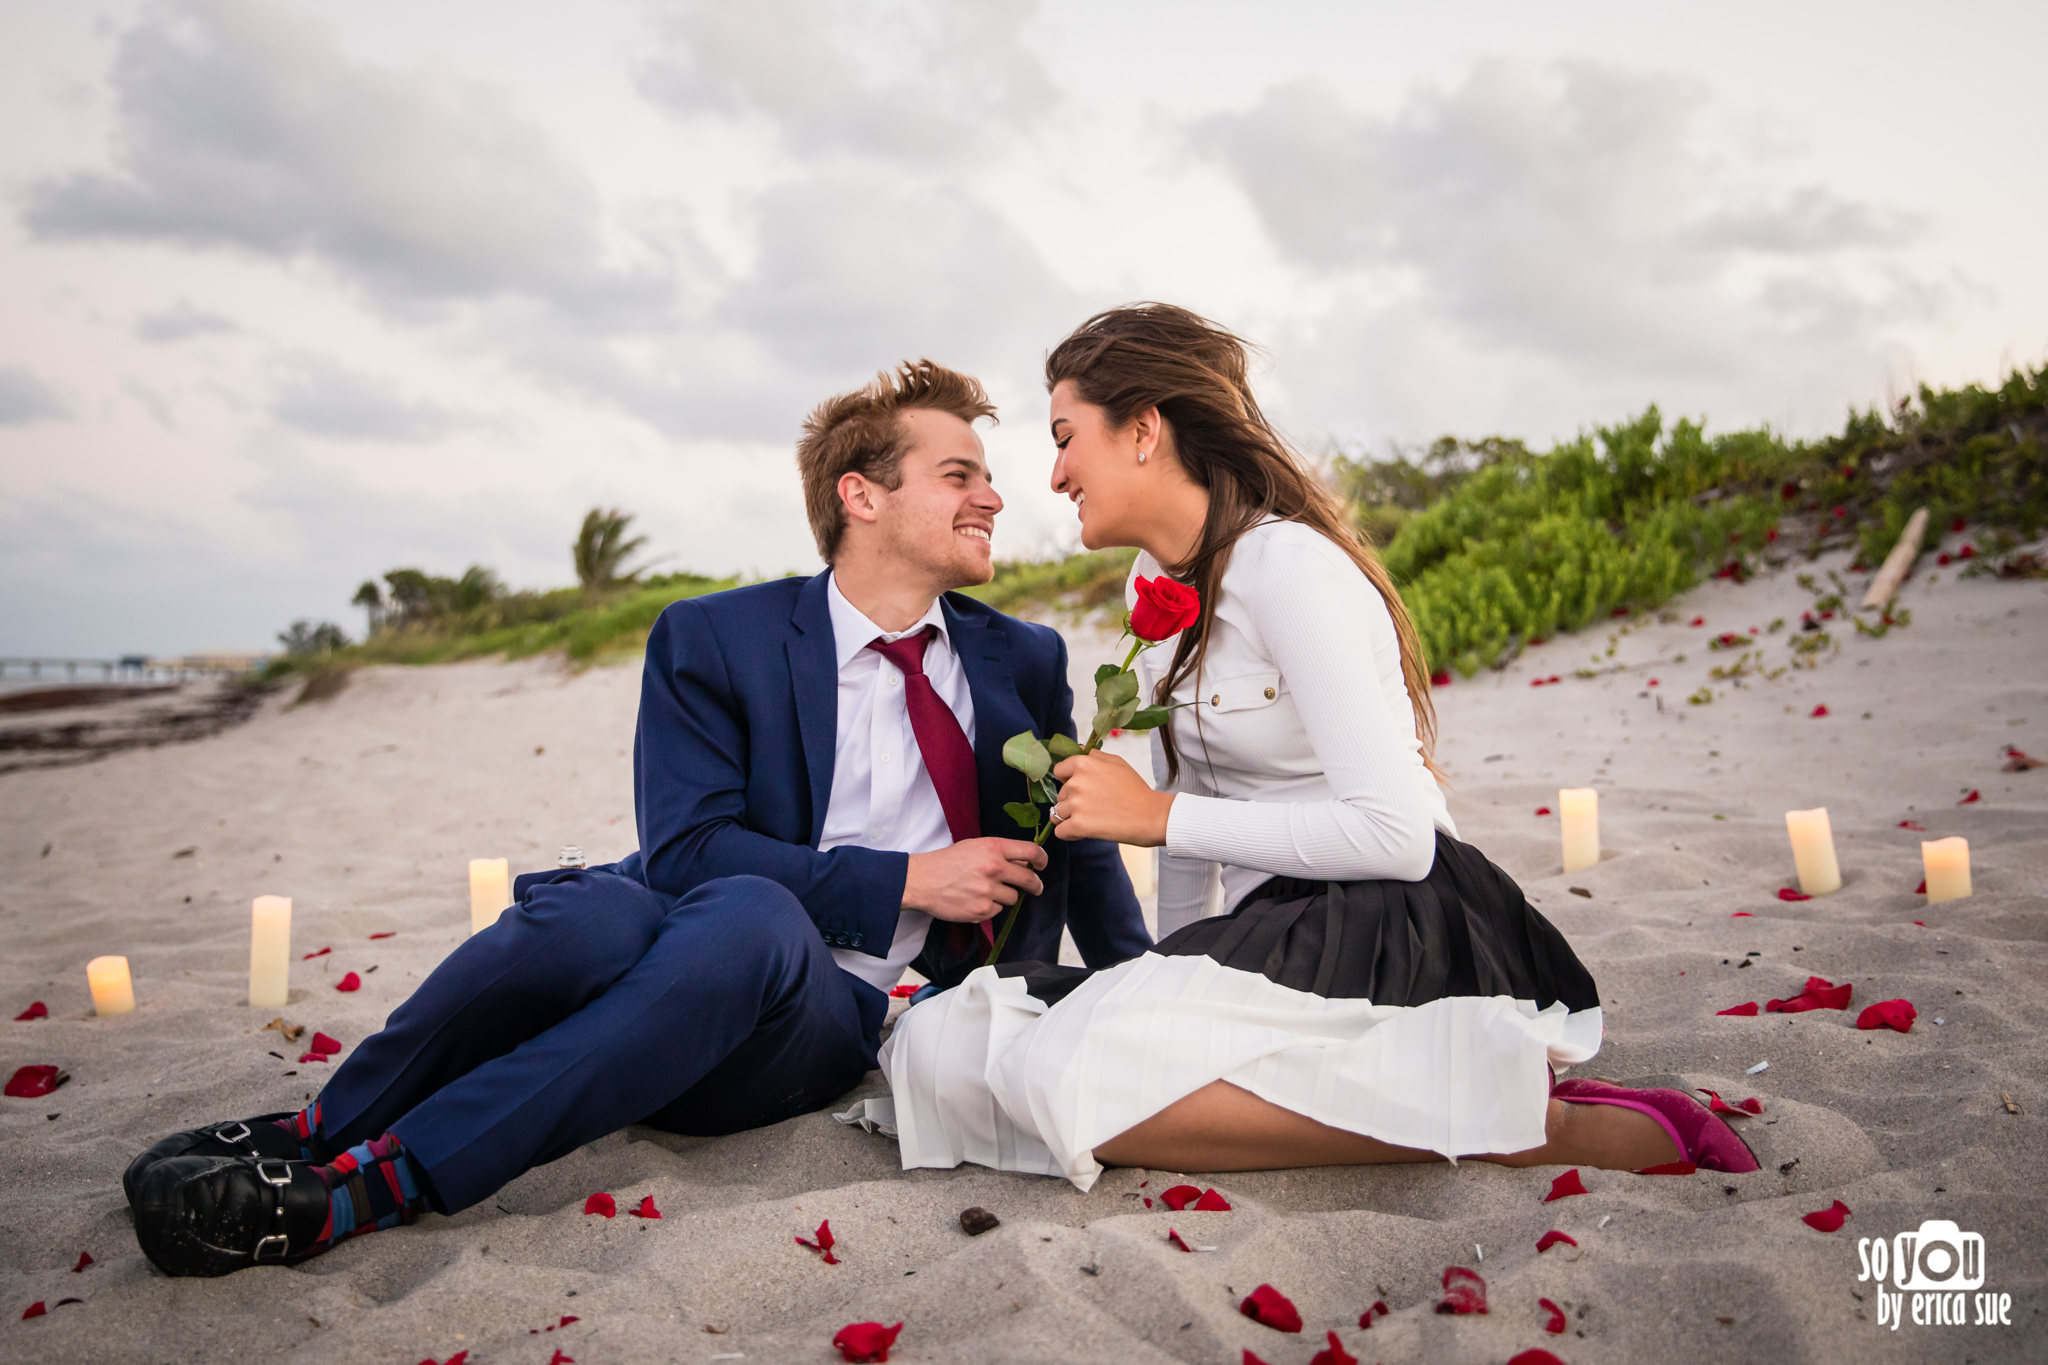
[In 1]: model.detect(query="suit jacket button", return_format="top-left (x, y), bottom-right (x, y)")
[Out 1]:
top-left (850, 934), bottom-right (864, 947)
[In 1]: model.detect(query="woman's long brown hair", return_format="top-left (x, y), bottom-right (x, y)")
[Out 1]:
top-left (1045, 302), bottom-right (1444, 786)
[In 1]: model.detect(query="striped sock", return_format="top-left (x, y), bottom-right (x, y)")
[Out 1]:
top-left (308, 1132), bottom-right (426, 1253)
top-left (271, 1102), bottom-right (328, 1163)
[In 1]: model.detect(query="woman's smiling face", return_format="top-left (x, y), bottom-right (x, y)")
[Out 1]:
top-left (1048, 379), bottom-right (1148, 551)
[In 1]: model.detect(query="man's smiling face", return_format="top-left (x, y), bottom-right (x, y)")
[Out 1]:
top-left (873, 406), bottom-right (1002, 590)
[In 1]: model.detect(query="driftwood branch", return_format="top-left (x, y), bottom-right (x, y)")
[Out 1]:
top-left (1860, 506), bottom-right (1930, 609)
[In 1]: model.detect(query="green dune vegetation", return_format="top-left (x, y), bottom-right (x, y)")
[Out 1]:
top-left (272, 364), bottom-right (2045, 686)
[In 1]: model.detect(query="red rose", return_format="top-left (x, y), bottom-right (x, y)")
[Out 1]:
top-left (1130, 575), bottom-right (1200, 642)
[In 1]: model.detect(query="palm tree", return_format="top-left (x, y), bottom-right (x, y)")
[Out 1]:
top-left (351, 580), bottom-right (384, 636)
top-left (574, 508), bottom-right (648, 594)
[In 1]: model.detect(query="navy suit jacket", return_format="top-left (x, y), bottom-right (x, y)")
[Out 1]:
top-left (610, 572), bottom-right (1150, 988)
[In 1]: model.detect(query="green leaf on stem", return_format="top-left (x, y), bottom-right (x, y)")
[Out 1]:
top-left (1046, 733), bottom-right (1085, 760)
top-left (1123, 705), bottom-right (1172, 730)
top-left (1002, 731), bottom-right (1051, 782)
top-left (1003, 801), bottom-right (1041, 832)
top-left (1095, 670), bottom-right (1140, 711)
top-left (1092, 698), bottom-right (1141, 737)
top-left (1094, 662), bottom-right (1123, 686)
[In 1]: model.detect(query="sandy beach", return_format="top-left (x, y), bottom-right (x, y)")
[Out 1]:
top-left (4, 550), bottom-right (2043, 1365)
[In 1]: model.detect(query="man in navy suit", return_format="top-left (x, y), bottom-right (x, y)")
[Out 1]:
top-left (127, 360), bottom-right (1149, 1276)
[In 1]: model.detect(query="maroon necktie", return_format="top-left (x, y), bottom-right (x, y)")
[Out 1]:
top-left (867, 626), bottom-right (981, 844)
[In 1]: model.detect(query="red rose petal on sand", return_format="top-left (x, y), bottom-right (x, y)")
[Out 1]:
top-left (1634, 1161), bottom-right (1698, 1176)
top-left (22, 1301), bottom-right (46, 1319)
top-left (1856, 999), bottom-right (1917, 1033)
top-left (548, 1351), bottom-right (573, 1365)
top-left (887, 984), bottom-right (919, 998)
top-left (583, 1192), bottom-right (615, 1218)
top-left (1535, 806), bottom-right (1552, 816)
top-left (1952, 517), bottom-right (1967, 532)
top-left (1540, 1296), bottom-right (1567, 1334)
top-left (1159, 1184), bottom-right (1203, 1211)
top-left (303, 946), bottom-right (331, 960)
top-left (15, 1001), bottom-right (47, 1021)
top-left (1429, 668), bottom-right (1451, 687)
top-left (1166, 1227), bottom-right (1218, 1253)
top-left (1716, 1001), bottom-right (1760, 1016)
top-left (1731, 910), bottom-right (1754, 917)
top-left (1915, 879), bottom-right (1927, 894)
top-left (1142, 1197), bottom-right (1152, 1208)
top-left (1243, 1353), bottom-right (1274, 1365)
top-left (832, 1321), bottom-right (903, 1363)
top-left (1697, 1088), bottom-right (1763, 1116)
top-left (1357, 1300), bottom-right (1390, 1329)
top-left (1192, 1188), bottom-right (1232, 1211)
top-left (1689, 617), bottom-right (1705, 627)
top-left (369, 931), bottom-right (396, 940)
top-left (1803, 1199), bottom-right (1851, 1232)
top-left (5, 1065), bottom-right (65, 1098)
top-left (72, 1251), bottom-right (93, 1272)
top-left (335, 972), bottom-right (361, 992)
top-left (419, 1354), bottom-right (468, 1365)
top-left (1535, 1230), bottom-right (1577, 1253)
top-left (1898, 820), bottom-right (1925, 831)
top-left (1544, 1169), bottom-right (1588, 1201)
top-left (629, 1195), bottom-right (662, 1219)
top-left (1766, 975), bottom-right (1852, 1013)
top-left (1958, 789), bottom-right (1980, 805)
top-left (1647, 677), bottom-right (1660, 686)
top-left (1914, 920), bottom-right (1927, 926)
top-left (1507, 1352), bottom-right (1568, 1365)
top-left (1810, 704), bottom-right (1829, 718)
top-left (1777, 887), bottom-right (1812, 901)
top-left (296, 1052), bottom-right (328, 1064)
top-left (1240, 1284), bottom-right (1303, 1332)
top-left (311, 1031), bottom-right (343, 1055)
top-left (797, 1218), bottom-right (840, 1263)
top-left (1434, 1265), bottom-right (1488, 1315)
top-left (559, 1316), bottom-right (578, 1327)
top-left (1308, 1329), bottom-right (1359, 1365)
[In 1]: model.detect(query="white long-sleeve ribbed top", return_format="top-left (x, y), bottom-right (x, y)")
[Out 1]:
top-left (1135, 519), bottom-right (1455, 934)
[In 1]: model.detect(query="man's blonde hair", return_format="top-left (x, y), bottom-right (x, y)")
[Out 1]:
top-left (796, 359), bottom-right (997, 562)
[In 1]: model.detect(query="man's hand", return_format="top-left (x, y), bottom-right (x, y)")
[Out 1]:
top-left (903, 838), bottom-right (1049, 923)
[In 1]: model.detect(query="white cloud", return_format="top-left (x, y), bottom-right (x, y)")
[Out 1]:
top-left (266, 351), bottom-right (465, 442)
top-left (1198, 62), bottom-right (1937, 439)
top-left (136, 297), bottom-right (240, 342)
top-left (0, 366), bottom-right (68, 424)
top-left (24, 0), bottom-right (665, 326)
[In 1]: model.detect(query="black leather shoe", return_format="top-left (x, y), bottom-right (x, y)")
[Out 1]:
top-left (123, 1113), bottom-right (310, 1207)
top-left (132, 1155), bottom-right (333, 1277)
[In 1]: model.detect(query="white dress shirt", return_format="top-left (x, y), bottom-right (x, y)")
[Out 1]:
top-left (820, 571), bottom-right (978, 990)
top-left (1137, 519), bottom-right (1456, 934)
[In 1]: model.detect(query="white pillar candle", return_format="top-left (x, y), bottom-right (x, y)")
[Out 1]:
top-left (87, 955), bottom-right (135, 1016)
top-left (249, 895), bottom-right (292, 1008)
top-left (1559, 788), bottom-right (1599, 873)
top-left (1922, 837), bottom-right (1971, 904)
top-left (469, 857), bottom-right (510, 934)
top-left (1784, 808), bottom-right (1842, 895)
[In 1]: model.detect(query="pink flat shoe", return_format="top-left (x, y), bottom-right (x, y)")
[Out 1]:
top-left (1552, 1078), bottom-right (1761, 1173)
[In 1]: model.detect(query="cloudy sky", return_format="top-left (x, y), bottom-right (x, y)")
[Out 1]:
top-left (2, 0), bottom-right (2043, 656)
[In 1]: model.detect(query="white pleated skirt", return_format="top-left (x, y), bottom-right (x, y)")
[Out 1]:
top-left (878, 951), bottom-right (1605, 1192)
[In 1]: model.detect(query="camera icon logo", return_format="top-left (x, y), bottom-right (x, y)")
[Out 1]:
top-left (1887, 1220), bottom-right (1985, 1292)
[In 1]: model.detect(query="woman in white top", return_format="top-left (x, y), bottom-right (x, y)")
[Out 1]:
top-left (878, 304), bottom-right (1758, 1190)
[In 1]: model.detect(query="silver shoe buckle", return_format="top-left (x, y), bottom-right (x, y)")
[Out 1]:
top-left (251, 1234), bottom-right (289, 1263)
top-left (213, 1121), bottom-right (253, 1147)
top-left (255, 1160), bottom-right (294, 1187)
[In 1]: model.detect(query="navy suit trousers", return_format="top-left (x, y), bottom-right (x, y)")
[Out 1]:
top-left (315, 871), bottom-right (886, 1214)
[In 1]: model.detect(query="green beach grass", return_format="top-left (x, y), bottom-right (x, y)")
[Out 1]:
top-left (274, 364), bottom-right (2044, 685)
